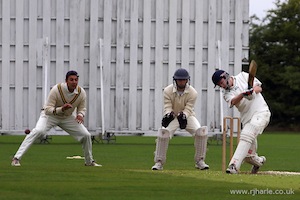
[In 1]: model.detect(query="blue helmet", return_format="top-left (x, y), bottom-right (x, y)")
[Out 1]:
top-left (173, 68), bottom-right (190, 80)
top-left (212, 70), bottom-right (229, 87)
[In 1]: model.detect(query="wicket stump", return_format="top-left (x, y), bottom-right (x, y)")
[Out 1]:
top-left (222, 116), bottom-right (241, 172)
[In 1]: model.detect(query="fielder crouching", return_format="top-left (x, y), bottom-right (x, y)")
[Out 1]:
top-left (11, 70), bottom-right (101, 167)
top-left (151, 68), bottom-right (209, 170)
top-left (212, 70), bottom-right (271, 174)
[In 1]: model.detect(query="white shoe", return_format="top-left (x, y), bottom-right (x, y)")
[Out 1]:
top-left (11, 158), bottom-right (21, 167)
top-left (152, 162), bottom-right (163, 170)
top-left (85, 161), bottom-right (102, 167)
top-left (226, 164), bottom-right (238, 174)
top-left (251, 156), bottom-right (266, 174)
top-left (195, 160), bottom-right (209, 170)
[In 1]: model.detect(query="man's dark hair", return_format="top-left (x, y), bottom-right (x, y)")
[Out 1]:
top-left (65, 70), bottom-right (79, 80)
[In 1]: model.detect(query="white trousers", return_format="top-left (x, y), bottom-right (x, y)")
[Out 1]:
top-left (14, 111), bottom-right (94, 164)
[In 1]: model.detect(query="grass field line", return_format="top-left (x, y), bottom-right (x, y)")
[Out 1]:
top-left (259, 171), bottom-right (300, 175)
top-left (127, 169), bottom-right (300, 191)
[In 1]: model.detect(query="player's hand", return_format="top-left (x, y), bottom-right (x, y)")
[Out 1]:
top-left (177, 112), bottom-right (187, 129)
top-left (62, 103), bottom-right (73, 112)
top-left (161, 111), bottom-right (175, 128)
top-left (76, 115), bottom-right (84, 124)
top-left (242, 88), bottom-right (253, 96)
top-left (242, 88), bottom-right (255, 100)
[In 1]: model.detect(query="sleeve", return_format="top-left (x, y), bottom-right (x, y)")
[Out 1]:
top-left (241, 72), bottom-right (262, 88)
top-left (76, 87), bottom-right (87, 117)
top-left (223, 90), bottom-right (235, 108)
top-left (43, 85), bottom-right (64, 115)
top-left (163, 87), bottom-right (173, 115)
top-left (182, 90), bottom-right (197, 118)
top-left (253, 77), bottom-right (262, 87)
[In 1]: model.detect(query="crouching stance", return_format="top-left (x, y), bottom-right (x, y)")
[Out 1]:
top-left (212, 70), bottom-right (271, 174)
top-left (11, 70), bottom-right (101, 167)
top-left (152, 68), bottom-right (209, 170)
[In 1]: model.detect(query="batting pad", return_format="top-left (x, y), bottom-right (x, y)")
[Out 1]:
top-left (240, 123), bottom-right (257, 143)
top-left (157, 128), bottom-right (171, 138)
top-left (194, 126), bottom-right (208, 162)
top-left (247, 138), bottom-right (258, 156)
top-left (228, 123), bottom-right (257, 170)
top-left (154, 137), bottom-right (170, 164)
top-left (244, 155), bottom-right (264, 167)
top-left (229, 140), bottom-right (251, 170)
top-left (153, 129), bottom-right (171, 164)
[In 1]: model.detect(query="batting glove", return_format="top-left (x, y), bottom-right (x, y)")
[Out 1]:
top-left (242, 88), bottom-right (255, 100)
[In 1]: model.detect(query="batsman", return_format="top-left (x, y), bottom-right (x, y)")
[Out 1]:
top-left (212, 62), bottom-right (271, 174)
top-left (151, 68), bottom-right (209, 170)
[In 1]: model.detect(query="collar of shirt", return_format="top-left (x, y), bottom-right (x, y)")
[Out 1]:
top-left (227, 76), bottom-right (238, 91)
top-left (172, 85), bottom-right (189, 96)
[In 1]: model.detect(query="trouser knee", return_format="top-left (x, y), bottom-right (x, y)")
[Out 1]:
top-left (157, 128), bottom-right (171, 138)
top-left (30, 128), bottom-right (46, 138)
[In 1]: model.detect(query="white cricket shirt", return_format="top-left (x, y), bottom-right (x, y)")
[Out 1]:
top-left (223, 72), bottom-right (270, 124)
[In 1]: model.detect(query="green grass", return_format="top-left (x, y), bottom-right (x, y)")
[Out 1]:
top-left (1, 133), bottom-right (300, 200)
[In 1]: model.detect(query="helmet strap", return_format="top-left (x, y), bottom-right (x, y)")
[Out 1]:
top-left (173, 79), bottom-right (190, 90)
top-left (224, 75), bottom-right (231, 90)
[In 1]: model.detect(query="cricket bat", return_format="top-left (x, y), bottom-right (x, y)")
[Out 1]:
top-left (248, 60), bottom-right (257, 89)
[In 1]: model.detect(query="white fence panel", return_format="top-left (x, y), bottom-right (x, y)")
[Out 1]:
top-left (0, 0), bottom-right (249, 135)
top-left (1, 0), bottom-right (10, 131)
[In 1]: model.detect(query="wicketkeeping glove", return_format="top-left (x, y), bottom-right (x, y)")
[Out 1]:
top-left (161, 111), bottom-right (175, 128)
top-left (177, 112), bottom-right (187, 129)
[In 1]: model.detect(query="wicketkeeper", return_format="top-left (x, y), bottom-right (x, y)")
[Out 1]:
top-left (212, 70), bottom-right (271, 174)
top-left (152, 68), bottom-right (209, 170)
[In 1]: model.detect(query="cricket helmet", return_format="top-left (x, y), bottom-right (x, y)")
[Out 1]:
top-left (212, 70), bottom-right (229, 87)
top-left (173, 68), bottom-right (190, 80)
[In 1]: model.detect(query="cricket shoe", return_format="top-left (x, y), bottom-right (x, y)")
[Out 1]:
top-left (195, 160), bottom-right (209, 170)
top-left (152, 162), bottom-right (163, 170)
top-left (85, 161), bottom-right (102, 167)
top-left (251, 156), bottom-right (266, 174)
top-left (226, 164), bottom-right (238, 174)
top-left (11, 158), bottom-right (21, 167)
